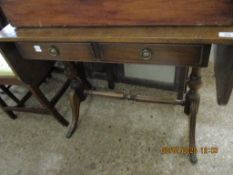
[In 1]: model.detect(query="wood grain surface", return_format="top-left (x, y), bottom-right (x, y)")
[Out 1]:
top-left (0, 0), bottom-right (233, 27)
top-left (16, 42), bottom-right (209, 66)
top-left (1, 25), bottom-right (233, 44)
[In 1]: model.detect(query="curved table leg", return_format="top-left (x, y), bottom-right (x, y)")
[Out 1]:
top-left (66, 89), bottom-right (81, 138)
top-left (63, 62), bottom-right (90, 138)
top-left (65, 78), bottom-right (87, 138)
top-left (188, 94), bottom-right (200, 164)
top-left (184, 67), bottom-right (201, 164)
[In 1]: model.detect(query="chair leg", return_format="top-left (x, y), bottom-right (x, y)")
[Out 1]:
top-left (29, 85), bottom-right (69, 127)
top-left (0, 96), bottom-right (17, 119)
top-left (0, 85), bottom-right (21, 104)
top-left (17, 91), bottom-right (32, 107)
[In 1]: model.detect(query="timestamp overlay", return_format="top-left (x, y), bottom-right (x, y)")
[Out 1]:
top-left (161, 147), bottom-right (219, 154)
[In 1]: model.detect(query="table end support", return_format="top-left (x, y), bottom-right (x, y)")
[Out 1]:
top-left (63, 62), bottom-right (89, 138)
top-left (184, 67), bottom-right (201, 164)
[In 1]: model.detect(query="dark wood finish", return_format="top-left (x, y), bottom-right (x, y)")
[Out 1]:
top-left (101, 43), bottom-right (209, 66)
top-left (1, 25), bottom-right (233, 44)
top-left (0, 81), bottom-right (69, 126)
top-left (17, 91), bottom-right (32, 107)
top-left (0, 95), bottom-right (17, 119)
top-left (84, 63), bottom-right (120, 89)
top-left (175, 67), bottom-right (189, 100)
top-left (74, 63), bottom-right (92, 90)
top-left (0, 13), bottom-right (233, 163)
top-left (184, 68), bottom-right (202, 164)
top-left (85, 90), bottom-right (183, 105)
top-left (29, 85), bottom-right (68, 126)
top-left (51, 79), bottom-right (70, 106)
top-left (86, 90), bottom-right (124, 99)
top-left (214, 45), bottom-right (233, 105)
top-left (16, 42), bottom-right (210, 66)
top-left (91, 42), bottom-right (102, 61)
top-left (0, 85), bottom-right (32, 107)
top-left (1, 0), bottom-right (232, 27)
top-left (63, 62), bottom-right (90, 138)
top-left (67, 90), bottom-right (81, 138)
top-left (0, 85), bottom-right (20, 104)
top-left (0, 43), bottom-right (69, 127)
top-left (106, 64), bottom-right (116, 89)
top-left (0, 43), bottom-right (54, 85)
top-left (0, 7), bottom-right (7, 29)
top-left (0, 76), bottom-right (23, 85)
top-left (16, 42), bottom-right (94, 61)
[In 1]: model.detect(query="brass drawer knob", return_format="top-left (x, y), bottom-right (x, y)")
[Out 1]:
top-left (140, 48), bottom-right (152, 60)
top-left (48, 46), bottom-right (59, 57)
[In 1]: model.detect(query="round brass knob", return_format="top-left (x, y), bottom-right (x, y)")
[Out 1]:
top-left (48, 46), bottom-right (59, 57)
top-left (140, 48), bottom-right (152, 60)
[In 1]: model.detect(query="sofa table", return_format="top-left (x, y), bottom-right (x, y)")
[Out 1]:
top-left (0, 24), bottom-right (233, 163)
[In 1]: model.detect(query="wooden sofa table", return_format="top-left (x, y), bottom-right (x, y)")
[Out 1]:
top-left (0, 25), bottom-right (233, 164)
top-left (0, 0), bottom-right (233, 164)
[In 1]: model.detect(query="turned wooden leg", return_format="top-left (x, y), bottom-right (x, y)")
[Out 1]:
top-left (184, 67), bottom-right (202, 164)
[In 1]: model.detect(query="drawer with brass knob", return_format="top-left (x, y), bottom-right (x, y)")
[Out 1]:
top-left (16, 42), bottom-right (95, 61)
top-left (48, 46), bottom-right (60, 57)
top-left (100, 43), bottom-right (210, 66)
top-left (140, 48), bottom-right (153, 61)
top-left (16, 42), bottom-right (210, 67)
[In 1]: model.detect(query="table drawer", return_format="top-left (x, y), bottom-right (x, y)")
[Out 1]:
top-left (16, 42), bottom-right (210, 66)
top-left (100, 43), bottom-right (209, 66)
top-left (16, 42), bottom-right (95, 61)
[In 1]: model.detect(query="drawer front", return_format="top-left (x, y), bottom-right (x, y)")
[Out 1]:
top-left (16, 42), bottom-right (209, 66)
top-left (101, 43), bottom-right (208, 66)
top-left (16, 42), bottom-right (95, 61)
